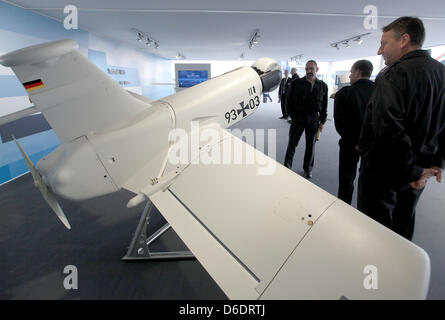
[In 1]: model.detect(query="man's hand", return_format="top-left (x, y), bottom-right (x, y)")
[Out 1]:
top-left (432, 166), bottom-right (443, 182)
top-left (409, 167), bottom-right (441, 190)
top-left (318, 123), bottom-right (324, 132)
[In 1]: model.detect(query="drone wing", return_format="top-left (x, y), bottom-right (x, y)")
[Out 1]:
top-left (140, 124), bottom-right (430, 299)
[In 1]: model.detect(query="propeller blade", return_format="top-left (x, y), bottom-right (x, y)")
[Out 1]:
top-left (41, 187), bottom-right (71, 230)
top-left (12, 135), bottom-right (41, 185)
top-left (12, 135), bottom-right (71, 230)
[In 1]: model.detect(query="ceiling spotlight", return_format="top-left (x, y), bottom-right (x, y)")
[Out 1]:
top-left (331, 32), bottom-right (370, 51)
top-left (176, 52), bottom-right (186, 60)
top-left (132, 28), bottom-right (160, 49)
top-left (249, 29), bottom-right (260, 49)
top-left (290, 54), bottom-right (304, 62)
top-left (331, 43), bottom-right (340, 50)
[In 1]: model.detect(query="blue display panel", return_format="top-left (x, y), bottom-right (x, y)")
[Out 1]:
top-left (178, 70), bottom-right (209, 88)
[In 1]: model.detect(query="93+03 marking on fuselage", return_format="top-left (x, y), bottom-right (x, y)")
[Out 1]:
top-left (225, 86), bottom-right (259, 124)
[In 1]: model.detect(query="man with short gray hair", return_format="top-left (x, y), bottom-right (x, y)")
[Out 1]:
top-left (358, 16), bottom-right (445, 240)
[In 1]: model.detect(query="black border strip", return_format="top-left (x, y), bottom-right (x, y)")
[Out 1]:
top-left (22, 79), bottom-right (43, 87)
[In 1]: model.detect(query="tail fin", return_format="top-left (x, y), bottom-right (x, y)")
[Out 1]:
top-left (0, 40), bottom-right (149, 142)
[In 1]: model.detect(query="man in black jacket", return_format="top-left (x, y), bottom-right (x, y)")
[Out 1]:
top-left (334, 60), bottom-right (374, 204)
top-left (289, 67), bottom-right (299, 82)
top-left (286, 68), bottom-right (300, 124)
top-left (278, 69), bottom-right (291, 119)
top-left (284, 60), bottom-right (328, 178)
top-left (358, 16), bottom-right (445, 240)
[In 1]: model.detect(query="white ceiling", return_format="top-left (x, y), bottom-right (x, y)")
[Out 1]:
top-left (5, 0), bottom-right (445, 61)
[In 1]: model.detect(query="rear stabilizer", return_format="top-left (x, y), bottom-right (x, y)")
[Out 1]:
top-left (0, 40), bottom-right (150, 142)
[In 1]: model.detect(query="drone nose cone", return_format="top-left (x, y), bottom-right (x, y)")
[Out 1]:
top-left (251, 58), bottom-right (282, 92)
top-left (252, 58), bottom-right (280, 74)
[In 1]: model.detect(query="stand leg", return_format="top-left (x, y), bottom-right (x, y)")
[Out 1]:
top-left (122, 200), bottom-right (195, 261)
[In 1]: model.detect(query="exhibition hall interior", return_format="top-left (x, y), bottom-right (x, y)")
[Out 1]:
top-left (0, 0), bottom-right (444, 300)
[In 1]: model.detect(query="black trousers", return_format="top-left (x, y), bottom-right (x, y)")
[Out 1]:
top-left (284, 115), bottom-right (318, 172)
top-left (357, 164), bottom-right (424, 241)
top-left (280, 97), bottom-right (288, 117)
top-left (263, 93), bottom-right (272, 103)
top-left (338, 141), bottom-right (360, 204)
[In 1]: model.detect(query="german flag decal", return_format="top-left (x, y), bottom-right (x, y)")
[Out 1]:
top-left (23, 79), bottom-right (45, 93)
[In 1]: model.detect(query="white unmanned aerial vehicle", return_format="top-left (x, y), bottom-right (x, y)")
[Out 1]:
top-left (0, 40), bottom-right (430, 299)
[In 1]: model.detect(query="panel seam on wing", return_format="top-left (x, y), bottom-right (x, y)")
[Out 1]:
top-left (167, 188), bottom-right (261, 284)
top-left (257, 199), bottom-right (340, 298)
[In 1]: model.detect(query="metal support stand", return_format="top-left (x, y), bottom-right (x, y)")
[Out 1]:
top-left (122, 200), bottom-right (195, 261)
